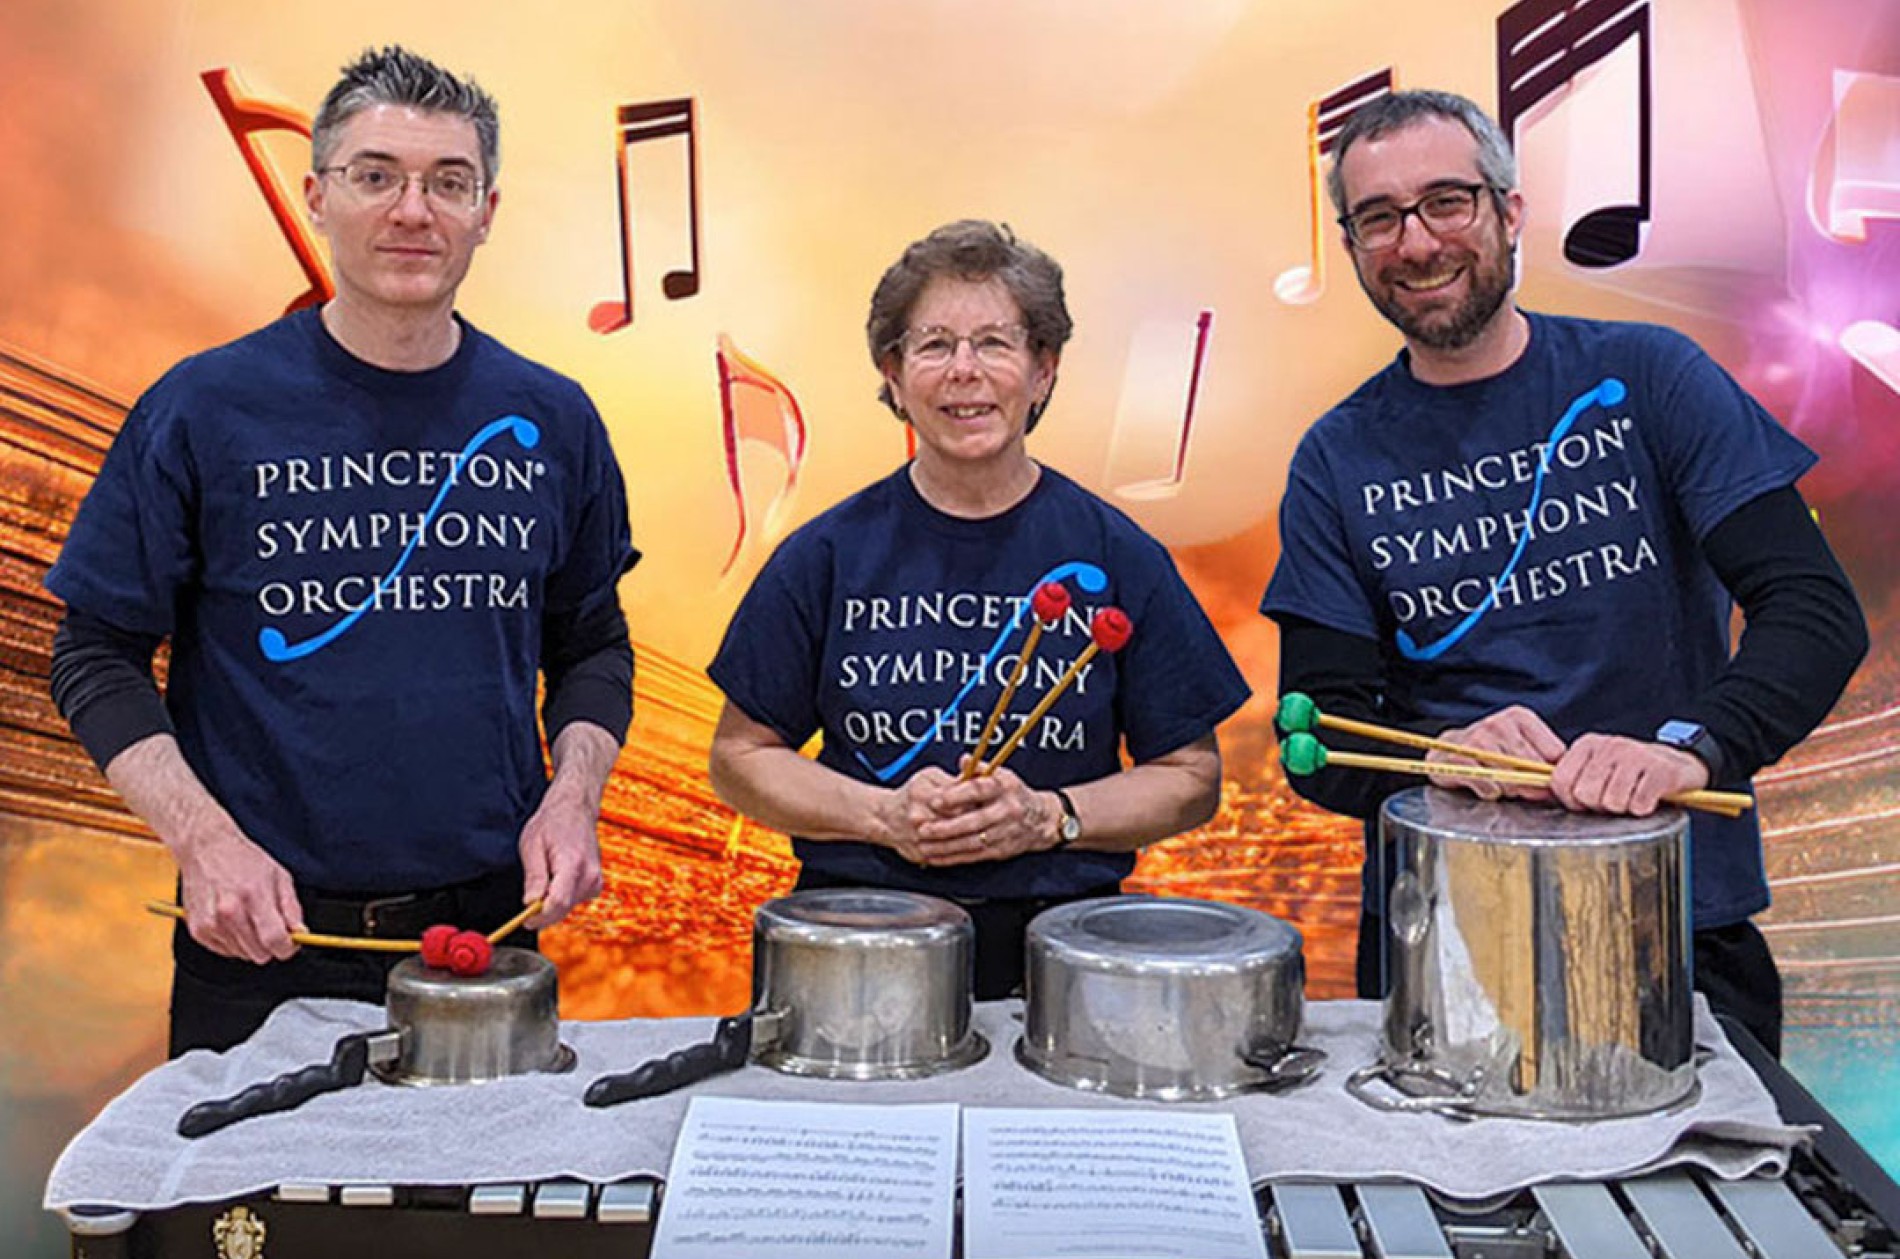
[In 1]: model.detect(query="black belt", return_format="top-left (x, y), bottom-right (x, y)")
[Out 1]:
top-left (297, 867), bottom-right (527, 940)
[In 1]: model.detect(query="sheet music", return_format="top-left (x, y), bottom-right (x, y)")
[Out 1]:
top-left (963, 1109), bottom-right (1267, 1259)
top-left (651, 1097), bottom-right (957, 1259)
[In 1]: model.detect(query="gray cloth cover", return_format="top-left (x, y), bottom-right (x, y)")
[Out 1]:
top-left (45, 997), bottom-right (1805, 1211)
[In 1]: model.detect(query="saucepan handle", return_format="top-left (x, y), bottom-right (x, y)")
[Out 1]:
top-left (1240, 1042), bottom-right (1327, 1090)
top-left (1344, 1060), bottom-right (1480, 1120)
top-left (584, 1012), bottom-right (754, 1107)
top-left (177, 1029), bottom-right (396, 1138)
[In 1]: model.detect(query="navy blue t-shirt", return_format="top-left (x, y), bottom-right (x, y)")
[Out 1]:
top-left (1263, 312), bottom-right (1815, 927)
top-left (46, 308), bottom-right (637, 892)
top-left (709, 465), bottom-right (1251, 899)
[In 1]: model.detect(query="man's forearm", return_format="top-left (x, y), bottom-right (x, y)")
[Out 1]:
top-left (1054, 737), bottom-right (1223, 853)
top-left (105, 733), bottom-right (248, 868)
top-left (546, 720), bottom-right (622, 807)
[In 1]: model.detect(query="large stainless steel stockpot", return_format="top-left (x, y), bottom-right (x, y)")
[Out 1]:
top-left (748, 887), bottom-right (987, 1079)
top-left (1351, 788), bottom-right (1696, 1121)
top-left (1017, 895), bottom-right (1322, 1101)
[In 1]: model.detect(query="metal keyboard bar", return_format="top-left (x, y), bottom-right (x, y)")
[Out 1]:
top-left (1622, 1172), bottom-right (1750, 1259)
top-left (596, 1179), bottom-right (657, 1224)
top-left (1532, 1182), bottom-right (1649, 1259)
top-left (1707, 1176), bottom-right (1842, 1259)
top-left (1356, 1183), bottom-right (1453, 1259)
top-left (467, 1184), bottom-right (526, 1215)
top-left (337, 1184), bottom-right (394, 1208)
top-left (531, 1180), bottom-right (590, 1219)
top-left (1271, 1182), bottom-right (1363, 1259)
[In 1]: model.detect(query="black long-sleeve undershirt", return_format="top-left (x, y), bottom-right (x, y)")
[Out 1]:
top-left (49, 599), bottom-right (635, 773)
top-left (1271, 485), bottom-right (1868, 819)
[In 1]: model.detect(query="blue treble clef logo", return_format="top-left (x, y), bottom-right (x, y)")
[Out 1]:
top-left (257, 414), bottom-right (542, 662)
top-left (853, 561), bottom-right (1110, 783)
top-left (1395, 377), bottom-right (1627, 662)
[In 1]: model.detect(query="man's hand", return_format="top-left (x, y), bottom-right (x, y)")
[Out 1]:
top-left (912, 761), bottom-right (1056, 867)
top-left (1548, 735), bottom-right (1710, 816)
top-left (1428, 705), bottom-right (1566, 801)
top-left (176, 826), bottom-right (305, 964)
top-left (520, 723), bottom-right (617, 929)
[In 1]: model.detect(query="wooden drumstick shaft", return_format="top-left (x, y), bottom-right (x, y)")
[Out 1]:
top-left (1314, 749), bottom-right (1750, 817)
top-left (487, 898), bottom-right (546, 944)
top-left (1317, 711), bottom-right (1554, 774)
top-left (143, 901), bottom-right (420, 952)
top-left (979, 642), bottom-right (1100, 777)
top-left (963, 620), bottom-right (1047, 780)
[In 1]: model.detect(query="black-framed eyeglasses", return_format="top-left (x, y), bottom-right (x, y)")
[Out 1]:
top-left (1339, 182), bottom-right (1493, 251)
top-left (316, 159), bottom-right (486, 213)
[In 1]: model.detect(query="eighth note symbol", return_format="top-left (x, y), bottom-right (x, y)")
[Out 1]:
top-left (590, 98), bottom-right (703, 334)
top-left (1275, 69), bottom-right (1394, 307)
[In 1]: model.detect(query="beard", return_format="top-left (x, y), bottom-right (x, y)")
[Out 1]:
top-left (1359, 229), bottom-right (1516, 352)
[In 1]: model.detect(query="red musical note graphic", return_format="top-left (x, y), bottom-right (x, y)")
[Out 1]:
top-left (200, 68), bottom-right (333, 315)
top-left (1111, 309), bottom-right (1214, 503)
top-left (715, 334), bottom-right (806, 576)
top-left (1497, 0), bottom-right (1652, 268)
top-left (1808, 70), bottom-right (1900, 246)
top-left (590, 98), bottom-right (703, 334)
top-left (1275, 69), bottom-right (1394, 306)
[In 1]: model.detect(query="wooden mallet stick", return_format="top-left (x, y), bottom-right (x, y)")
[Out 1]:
top-left (1276, 691), bottom-right (1553, 774)
top-left (143, 900), bottom-right (420, 953)
top-left (981, 607), bottom-right (1133, 777)
top-left (487, 898), bottom-right (546, 944)
top-left (1277, 733), bottom-right (1750, 817)
top-left (963, 582), bottom-right (1072, 780)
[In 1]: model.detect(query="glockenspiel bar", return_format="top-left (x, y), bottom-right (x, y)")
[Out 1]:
top-left (596, 1179), bottom-right (657, 1225)
top-left (56, 1204), bottom-right (139, 1237)
top-left (531, 1180), bottom-right (591, 1219)
top-left (467, 1184), bottom-right (527, 1216)
top-left (273, 1182), bottom-right (330, 1204)
top-left (1355, 1183), bottom-right (1454, 1259)
top-left (1531, 1182), bottom-right (1649, 1259)
top-left (1706, 1176), bottom-right (1843, 1259)
top-left (1621, 1173), bottom-right (1751, 1259)
top-left (1271, 1182), bottom-right (1362, 1259)
top-left (338, 1184), bottom-right (395, 1208)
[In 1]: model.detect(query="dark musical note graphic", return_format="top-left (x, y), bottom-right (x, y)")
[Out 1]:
top-left (1113, 309), bottom-right (1214, 502)
top-left (715, 335), bottom-right (806, 576)
top-left (1276, 68), bottom-right (1395, 305)
top-left (590, 98), bottom-right (703, 333)
top-left (1497, 0), bottom-right (1652, 268)
top-left (201, 68), bottom-right (334, 314)
top-left (1808, 69), bottom-right (1900, 246)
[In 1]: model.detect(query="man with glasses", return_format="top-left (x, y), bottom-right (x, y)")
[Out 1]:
top-left (1261, 89), bottom-right (1865, 1054)
top-left (46, 46), bottom-right (638, 1054)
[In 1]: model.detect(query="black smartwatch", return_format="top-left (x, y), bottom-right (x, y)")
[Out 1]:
top-left (1051, 788), bottom-right (1082, 850)
top-left (1655, 719), bottom-right (1724, 780)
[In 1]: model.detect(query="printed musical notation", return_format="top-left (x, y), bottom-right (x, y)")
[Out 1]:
top-left (715, 334), bottom-right (807, 576)
top-left (1497, 0), bottom-right (1653, 269)
top-left (1275, 68), bottom-right (1394, 306)
top-left (1110, 310), bottom-right (1214, 502)
top-left (1808, 69), bottom-right (1900, 245)
top-left (962, 1109), bottom-right (1266, 1259)
top-left (200, 68), bottom-right (334, 314)
top-left (652, 1097), bottom-right (957, 1259)
top-left (590, 98), bottom-right (703, 333)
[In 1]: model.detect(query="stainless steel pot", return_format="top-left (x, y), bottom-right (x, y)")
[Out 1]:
top-left (585, 887), bottom-right (986, 1106)
top-left (1017, 895), bottom-right (1322, 1101)
top-left (1349, 788), bottom-right (1696, 1121)
top-left (374, 947), bottom-right (575, 1085)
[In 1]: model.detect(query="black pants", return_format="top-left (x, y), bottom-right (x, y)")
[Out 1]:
top-left (792, 869), bottom-right (1122, 1001)
top-left (1355, 910), bottom-right (1783, 1058)
top-left (169, 866), bottom-right (536, 1058)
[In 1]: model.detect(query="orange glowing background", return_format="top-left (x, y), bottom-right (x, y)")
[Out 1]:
top-left (2, 0), bottom-right (1898, 1250)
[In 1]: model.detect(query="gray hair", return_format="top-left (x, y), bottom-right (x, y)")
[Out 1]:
top-left (312, 46), bottom-right (500, 185)
top-left (1326, 89), bottom-right (1516, 216)
top-left (866, 220), bottom-right (1073, 429)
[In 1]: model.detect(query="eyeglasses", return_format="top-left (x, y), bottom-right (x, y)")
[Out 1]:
top-left (899, 323), bottom-right (1031, 369)
top-left (1339, 182), bottom-right (1492, 251)
top-left (316, 159), bottom-right (486, 213)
